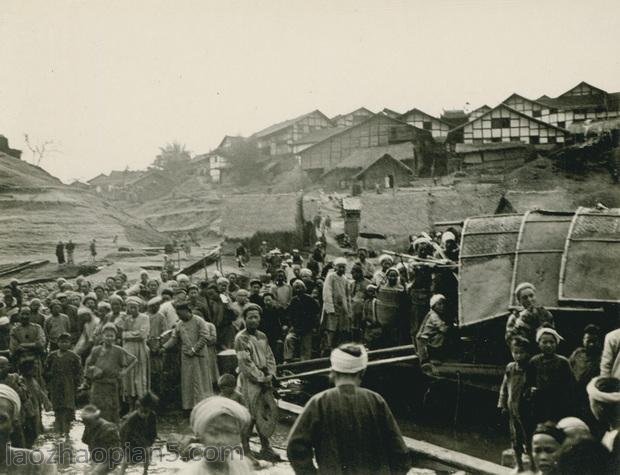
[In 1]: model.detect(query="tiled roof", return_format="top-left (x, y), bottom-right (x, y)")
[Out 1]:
top-left (253, 110), bottom-right (332, 139)
top-left (292, 127), bottom-right (348, 145)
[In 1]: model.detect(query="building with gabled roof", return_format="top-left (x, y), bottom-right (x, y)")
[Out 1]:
top-left (398, 108), bottom-right (451, 138)
top-left (216, 135), bottom-right (245, 150)
top-left (502, 82), bottom-right (620, 128)
top-left (321, 151), bottom-right (413, 190)
top-left (252, 109), bottom-right (334, 156)
top-left (447, 103), bottom-right (570, 147)
top-left (0, 135), bottom-right (22, 159)
top-left (331, 107), bottom-right (375, 127)
top-left (298, 113), bottom-right (433, 179)
top-left (441, 109), bottom-right (469, 128)
top-left (469, 105), bottom-right (492, 121)
top-left (291, 127), bottom-right (348, 154)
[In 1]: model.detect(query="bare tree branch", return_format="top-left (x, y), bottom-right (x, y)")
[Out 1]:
top-left (23, 134), bottom-right (60, 166)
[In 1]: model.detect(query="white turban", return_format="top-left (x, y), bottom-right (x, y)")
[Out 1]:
top-left (441, 231), bottom-right (456, 245)
top-left (536, 327), bottom-right (563, 344)
top-left (147, 296), bottom-right (162, 306)
top-left (514, 282), bottom-right (535, 299)
top-left (190, 396), bottom-right (251, 436)
top-left (557, 417), bottom-right (590, 435)
top-left (125, 296), bottom-right (144, 307)
top-left (334, 257), bottom-right (347, 266)
top-left (587, 376), bottom-right (620, 405)
top-left (430, 294), bottom-right (446, 309)
top-left (412, 237), bottom-right (432, 248)
top-left (330, 346), bottom-right (368, 374)
top-left (379, 254), bottom-right (393, 265)
top-left (176, 274), bottom-right (190, 283)
top-left (0, 384), bottom-right (21, 421)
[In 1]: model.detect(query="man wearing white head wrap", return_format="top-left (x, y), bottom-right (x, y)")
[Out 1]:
top-left (416, 294), bottom-right (455, 362)
top-left (372, 254), bottom-right (393, 287)
top-left (528, 326), bottom-right (575, 424)
top-left (587, 376), bottom-right (620, 455)
top-left (322, 257), bottom-right (352, 352)
top-left (0, 383), bottom-right (57, 473)
top-left (288, 343), bottom-right (409, 475)
top-left (505, 282), bottom-right (554, 348)
top-left (180, 396), bottom-right (253, 474)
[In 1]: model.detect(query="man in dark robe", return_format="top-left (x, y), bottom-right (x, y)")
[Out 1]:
top-left (287, 343), bottom-right (409, 475)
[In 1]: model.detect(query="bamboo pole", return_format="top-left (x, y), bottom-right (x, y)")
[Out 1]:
top-left (277, 344), bottom-right (416, 372)
top-left (276, 354), bottom-right (419, 381)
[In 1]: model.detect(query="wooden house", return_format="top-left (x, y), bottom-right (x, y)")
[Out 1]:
top-left (216, 135), bottom-right (245, 150)
top-left (253, 110), bottom-right (334, 156)
top-left (331, 107), bottom-right (375, 127)
top-left (291, 127), bottom-right (346, 154)
top-left (298, 113), bottom-right (433, 180)
top-left (322, 151), bottom-right (414, 190)
top-left (87, 170), bottom-right (144, 195)
top-left (537, 82), bottom-right (620, 126)
top-left (398, 108), bottom-right (451, 138)
top-left (441, 110), bottom-right (469, 128)
top-left (0, 135), bottom-right (21, 159)
top-left (447, 103), bottom-right (570, 147)
top-left (503, 82), bottom-right (620, 129)
top-left (454, 142), bottom-right (536, 173)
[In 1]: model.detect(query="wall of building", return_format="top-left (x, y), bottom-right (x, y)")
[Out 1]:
top-left (333, 109), bottom-right (374, 127)
top-left (504, 94), bottom-right (619, 128)
top-left (257, 112), bottom-right (333, 156)
top-left (400, 110), bottom-right (450, 138)
top-left (359, 156), bottom-right (411, 189)
top-left (300, 114), bottom-right (419, 172)
top-left (462, 106), bottom-right (567, 145)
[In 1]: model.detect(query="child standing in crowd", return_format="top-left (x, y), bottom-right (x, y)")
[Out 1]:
top-left (528, 327), bottom-right (574, 424)
top-left (119, 392), bottom-right (159, 475)
top-left (498, 336), bottom-right (533, 473)
top-left (20, 358), bottom-right (51, 448)
top-left (45, 332), bottom-right (83, 437)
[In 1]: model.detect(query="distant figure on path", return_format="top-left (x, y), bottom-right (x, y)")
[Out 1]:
top-left (66, 240), bottom-right (75, 265)
top-left (90, 239), bottom-right (97, 262)
top-left (56, 241), bottom-right (65, 265)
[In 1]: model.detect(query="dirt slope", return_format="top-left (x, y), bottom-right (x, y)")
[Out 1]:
top-left (0, 153), bottom-right (167, 264)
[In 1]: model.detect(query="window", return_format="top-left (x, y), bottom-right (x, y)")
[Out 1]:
top-left (423, 121), bottom-right (433, 130)
top-left (491, 137), bottom-right (502, 143)
top-left (491, 118), bottom-right (510, 129)
top-left (530, 136), bottom-right (540, 144)
top-left (532, 110), bottom-right (542, 118)
top-left (510, 137), bottom-right (521, 142)
top-left (557, 121), bottom-right (566, 129)
top-left (549, 108), bottom-right (558, 114)
top-left (547, 136), bottom-right (556, 144)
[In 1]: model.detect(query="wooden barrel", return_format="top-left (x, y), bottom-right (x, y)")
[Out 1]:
top-left (375, 287), bottom-right (402, 326)
top-left (218, 349), bottom-right (237, 375)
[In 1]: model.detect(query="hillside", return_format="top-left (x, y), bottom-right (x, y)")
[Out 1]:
top-left (0, 153), bottom-right (167, 263)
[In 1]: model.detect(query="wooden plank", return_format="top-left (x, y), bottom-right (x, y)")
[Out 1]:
top-left (278, 400), bottom-right (511, 475)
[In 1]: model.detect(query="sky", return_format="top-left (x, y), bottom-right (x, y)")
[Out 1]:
top-left (1, 0), bottom-right (619, 182)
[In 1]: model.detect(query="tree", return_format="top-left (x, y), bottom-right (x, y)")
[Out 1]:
top-left (152, 142), bottom-right (192, 171)
top-left (225, 139), bottom-right (264, 185)
top-left (23, 134), bottom-right (60, 166)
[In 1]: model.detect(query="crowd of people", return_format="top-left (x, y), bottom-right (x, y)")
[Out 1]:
top-left (0, 227), bottom-right (618, 473)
